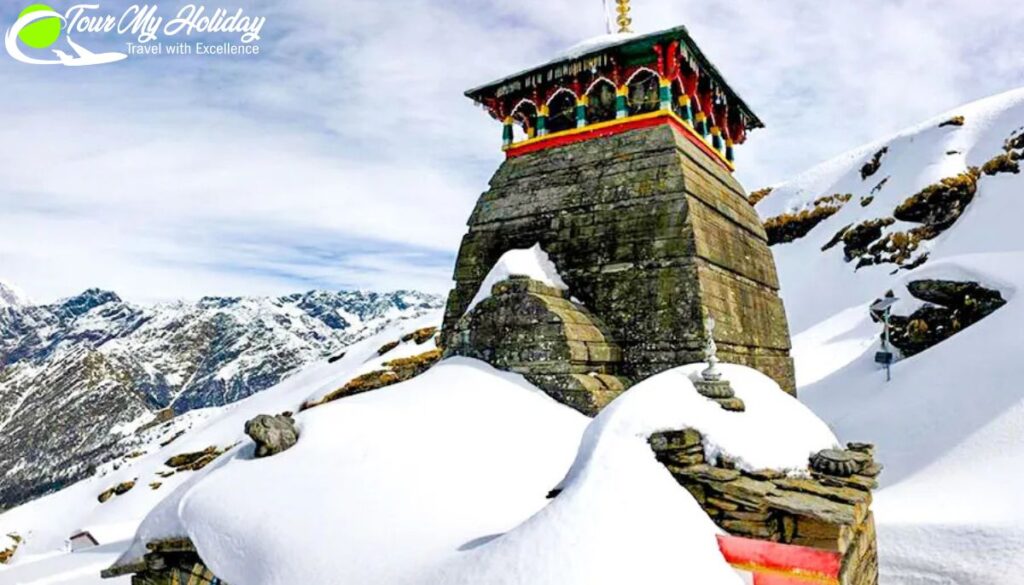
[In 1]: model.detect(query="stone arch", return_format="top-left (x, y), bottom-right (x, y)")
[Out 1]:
top-left (545, 88), bottom-right (578, 134)
top-left (585, 77), bottom-right (617, 124)
top-left (625, 68), bottom-right (660, 116)
top-left (510, 99), bottom-right (538, 141)
top-left (445, 276), bottom-right (627, 415)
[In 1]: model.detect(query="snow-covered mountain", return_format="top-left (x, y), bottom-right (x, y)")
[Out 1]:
top-left (755, 87), bottom-right (1024, 583)
top-left (0, 282), bottom-right (29, 311)
top-left (0, 287), bottom-right (442, 508)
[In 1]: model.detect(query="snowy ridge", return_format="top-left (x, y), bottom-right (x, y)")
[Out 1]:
top-left (0, 282), bottom-right (29, 310)
top-left (758, 87), bottom-right (1024, 584)
top-left (0, 287), bottom-right (442, 508)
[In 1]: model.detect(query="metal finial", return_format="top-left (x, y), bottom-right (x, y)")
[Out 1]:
top-left (615, 0), bottom-right (633, 33)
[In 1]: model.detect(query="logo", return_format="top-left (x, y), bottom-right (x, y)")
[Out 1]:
top-left (6, 3), bottom-right (266, 66)
top-left (6, 4), bottom-right (127, 65)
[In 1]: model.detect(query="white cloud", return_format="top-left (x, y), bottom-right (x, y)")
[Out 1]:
top-left (0, 0), bottom-right (1020, 303)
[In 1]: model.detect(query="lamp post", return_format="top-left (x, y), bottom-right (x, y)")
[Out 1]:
top-left (870, 296), bottom-right (899, 382)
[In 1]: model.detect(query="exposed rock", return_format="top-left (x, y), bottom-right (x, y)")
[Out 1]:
top-left (893, 169), bottom-right (979, 230)
top-left (401, 326), bottom-right (438, 345)
top-left (0, 534), bottom-right (18, 565)
top-left (939, 115), bottom-right (965, 128)
top-left (981, 151), bottom-right (1020, 176)
top-left (327, 351), bottom-right (347, 364)
top-left (886, 279), bottom-right (1006, 356)
top-left (763, 194), bottom-right (852, 246)
top-left (841, 218), bottom-right (895, 260)
top-left (304, 348), bottom-right (443, 410)
top-left (376, 340), bottom-right (400, 356)
top-left (870, 176), bottom-right (889, 194)
top-left (860, 147), bottom-right (888, 180)
top-left (98, 480), bottom-right (136, 503)
top-left (245, 414), bottom-right (299, 458)
top-left (164, 446), bottom-right (228, 472)
top-left (748, 187), bottom-right (773, 206)
top-left (149, 481), bottom-right (162, 490)
top-left (859, 195), bottom-right (874, 207)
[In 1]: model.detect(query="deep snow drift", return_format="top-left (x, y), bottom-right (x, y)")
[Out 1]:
top-left (758, 87), bottom-right (1024, 584)
top-left (1, 309), bottom-right (833, 585)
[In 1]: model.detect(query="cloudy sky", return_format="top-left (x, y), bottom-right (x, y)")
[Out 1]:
top-left (2, 0), bottom-right (1021, 304)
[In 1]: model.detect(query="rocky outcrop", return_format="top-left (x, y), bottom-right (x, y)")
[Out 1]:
top-left (860, 147), bottom-right (888, 180)
top-left (303, 348), bottom-right (443, 410)
top-left (650, 430), bottom-right (880, 585)
top-left (445, 276), bottom-right (628, 415)
top-left (442, 124), bottom-right (795, 396)
top-left (101, 537), bottom-right (221, 584)
top-left (882, 280), bottom-right (1006, 357)
top-left (763, 194), bottom-right (852, 246)
top-left (245, 414), bottom-right (299, 458)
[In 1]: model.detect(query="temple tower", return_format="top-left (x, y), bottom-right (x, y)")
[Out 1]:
top-left (442, 19), bottom-right (796, 411)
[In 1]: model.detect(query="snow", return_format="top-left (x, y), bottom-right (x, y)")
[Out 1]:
top-left (758, 87), bottom-right (1024, 584)
top-left (463, 244), bottom-right (568, 315)
top-left (113, 359), bottom-right (827, 585)
top-left (0, 281), bottom-right (30, 309)
top-left (3, 288), bottom-right (836, 585)
top-left (555, 32), bottom-right (637, 61)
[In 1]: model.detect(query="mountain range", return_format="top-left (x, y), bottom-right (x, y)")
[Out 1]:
top-left (0, 284), bottom-right (442, 507)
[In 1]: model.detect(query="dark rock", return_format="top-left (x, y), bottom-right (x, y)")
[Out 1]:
top-left (860, 147), bottom-right (888, 180)
top-left (245, 414), bottom-right (299, 458)
top-left (888, 279), bottom-right (1006, 357)
top-left (938, 115), bottom-right (965, 128)
top-left (810, 449), bottom-right (862, 477)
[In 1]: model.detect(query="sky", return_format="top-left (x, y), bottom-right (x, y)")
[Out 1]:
top-left (1, 0), bottom-right (1022, 304)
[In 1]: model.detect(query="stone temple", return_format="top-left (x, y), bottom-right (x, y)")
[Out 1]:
top-left (442, 24), bottom-right (796, 415)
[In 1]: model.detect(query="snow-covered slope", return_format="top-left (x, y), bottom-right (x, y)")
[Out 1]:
top-left (0, 287), bottom-right (441, 508)
top-left (0, 309), bottom-right (833, 585)
top-left (0, 282), bottom-right (29, 311)
top-left (756, 88), bottom-right (1024, 584)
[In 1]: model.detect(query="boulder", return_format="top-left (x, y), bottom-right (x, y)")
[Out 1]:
top-left (245, 414), bottom-right (299, 458)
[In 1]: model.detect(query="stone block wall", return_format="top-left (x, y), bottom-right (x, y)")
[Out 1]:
top-left (445, 276), bottom-right (628, 415)
top-left (650, 430), bottom-right (880, 585)
top-left (441, 123), bottom-right (795, 394)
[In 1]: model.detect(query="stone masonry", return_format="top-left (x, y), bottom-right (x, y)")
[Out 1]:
top-left (650, 430), bottom-right (881, 585)
top-left (446, 276), bottom-right (628, 415)
top-left (442, 123), bottom-right (796, 396)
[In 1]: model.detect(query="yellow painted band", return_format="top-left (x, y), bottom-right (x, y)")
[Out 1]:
top-left (616, 86), bottom-right (628, 96)
top-left (695, 112), bottom-right (707, 121)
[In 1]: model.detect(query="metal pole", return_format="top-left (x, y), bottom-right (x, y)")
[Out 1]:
top-left (883, 309), bottom-right (892, 382)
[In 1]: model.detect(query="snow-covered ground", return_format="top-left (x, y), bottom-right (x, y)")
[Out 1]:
top-left (0, 304), bottom-right (834, 584)
top-left (758, 88), bottom-right (1024, 584)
